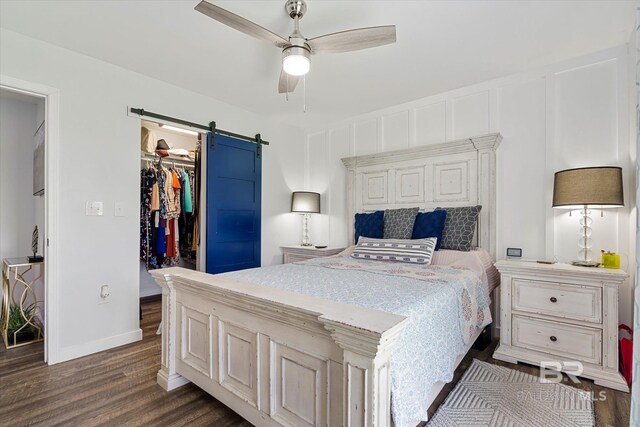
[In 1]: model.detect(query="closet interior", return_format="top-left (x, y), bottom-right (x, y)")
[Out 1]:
top-left (139, 120), bottom-right (201, 297)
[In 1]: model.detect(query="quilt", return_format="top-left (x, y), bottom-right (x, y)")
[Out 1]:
top-left (222, 254), bottom-right (491, 426)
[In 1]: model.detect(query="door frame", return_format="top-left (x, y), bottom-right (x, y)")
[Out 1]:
top-left (126, 109), bottom-right (208, 274)
top-left (0, 75), bottom-right (60, 364)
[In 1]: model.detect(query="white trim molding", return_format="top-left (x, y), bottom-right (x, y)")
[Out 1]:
top-left (0, 75), bottom-right (61, 364)
top-left (57, 329), bottom-right (143, 363)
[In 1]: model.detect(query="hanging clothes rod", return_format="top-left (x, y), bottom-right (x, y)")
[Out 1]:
top-left (130, 107), bottom-right (270, 146)
top-left (141, 160), bottom-right (195, 170)
top-left (141, 153), bottom-right (195, 168)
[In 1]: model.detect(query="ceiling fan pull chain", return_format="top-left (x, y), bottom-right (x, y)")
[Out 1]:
top-left (286, 73), bottom-right (289, 101)
top-left (303, 75), bottom-right (306, 113)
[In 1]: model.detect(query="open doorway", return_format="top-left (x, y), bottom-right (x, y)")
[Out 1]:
top-left (0, 88), bottom-right (46, 359)
top-left (139, 120), bottom-right (202, 298)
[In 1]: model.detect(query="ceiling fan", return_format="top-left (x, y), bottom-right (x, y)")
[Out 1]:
top-left (195, 0), bottom-right (396, 94)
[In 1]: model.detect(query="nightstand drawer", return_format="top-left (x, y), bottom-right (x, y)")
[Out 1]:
top-left (512, 315), bottom-right (602, 364)
top-left (513, 279), bottom-right (601, 323)
top-left (281, 246), bottom-right (346, 264)
top-left (285, 254), bottom-right (314, 263)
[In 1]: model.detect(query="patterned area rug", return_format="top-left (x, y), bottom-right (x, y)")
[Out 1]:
top-left (428, 359), bottom-right (595, 427)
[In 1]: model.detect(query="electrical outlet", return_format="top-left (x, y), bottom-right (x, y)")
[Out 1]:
top-left (99, 284), bottom-right (110, 304)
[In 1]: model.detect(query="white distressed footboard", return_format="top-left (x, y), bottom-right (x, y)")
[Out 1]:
top-left (151, 267), bottom-right (408, 427)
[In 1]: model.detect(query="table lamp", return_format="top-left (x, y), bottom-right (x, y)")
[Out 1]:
top-left (552, 166), bottom-right (623, 267)
top-left (291, 191), bottom-right (320, 246)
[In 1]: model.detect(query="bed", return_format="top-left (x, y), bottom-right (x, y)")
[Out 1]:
top-left (151, 133), bottom-right (502, 426)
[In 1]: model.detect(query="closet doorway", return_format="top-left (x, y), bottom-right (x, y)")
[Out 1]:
top-left (139, 120), bottom-right (202, 297)
top-left (0, 84), bottom-right (51, 363)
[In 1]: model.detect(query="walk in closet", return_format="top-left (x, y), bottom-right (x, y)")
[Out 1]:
top-left (139, 120), bottom-right (201, 297)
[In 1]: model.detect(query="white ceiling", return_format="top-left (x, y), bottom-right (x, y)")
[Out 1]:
top-left (0, 1), bottom-right (635, 129)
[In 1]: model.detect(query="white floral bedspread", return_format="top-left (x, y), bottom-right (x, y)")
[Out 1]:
top-left (221, 254), bottom-right (492, 427)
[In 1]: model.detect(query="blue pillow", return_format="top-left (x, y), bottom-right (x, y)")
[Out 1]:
top-left (411, 210), bottom-right (447, 250)
top-left (354, 211), bottom-right (384, 243)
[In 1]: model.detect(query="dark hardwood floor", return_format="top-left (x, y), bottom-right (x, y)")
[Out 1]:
top-left (0, 299), bottom-right (630, 426)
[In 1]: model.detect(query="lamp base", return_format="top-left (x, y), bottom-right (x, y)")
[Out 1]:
top-left (571, 260), bottom-right (600, 268)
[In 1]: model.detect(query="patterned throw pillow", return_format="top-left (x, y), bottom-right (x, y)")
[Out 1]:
top-left (435, 206), bottom-right (482, 251)
top-left (354, 211), bottom-right (384, 243)
top-left (351, 237), bottom-right (437, 264)
top-left (383, 207), bottom-right (419, 239)
top-left (411, 210), bottom-right (448, 250)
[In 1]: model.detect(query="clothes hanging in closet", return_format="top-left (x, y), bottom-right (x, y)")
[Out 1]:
top-left (140, 162), bottom-right (197, 270)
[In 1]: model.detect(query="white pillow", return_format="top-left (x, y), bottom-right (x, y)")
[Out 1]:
top-left (351, 237), bottom-right (437, 264)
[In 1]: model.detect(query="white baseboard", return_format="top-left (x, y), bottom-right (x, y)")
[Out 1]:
top-left (52, 328), bottom-right (143, 364)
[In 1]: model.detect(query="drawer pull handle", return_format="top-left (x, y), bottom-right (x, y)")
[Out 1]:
top-left (550, 336), bottom-right (557, 342)
top-left (550, 297), bottom-right (557, 303)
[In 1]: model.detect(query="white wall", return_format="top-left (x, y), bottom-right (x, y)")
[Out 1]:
top-left (35, 100), bottom-right (45, 256)
top-left (0, 95), bottom-right (37, 261)
top-left (0, 28), bottom-right (304, 363)
top-left (304, 45), bottom-right (634, 326)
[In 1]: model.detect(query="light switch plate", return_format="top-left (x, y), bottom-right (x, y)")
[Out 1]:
top-left (114, 202), bottom-right (125, 217)
top-left (85, 201), bottom-right (103, 216)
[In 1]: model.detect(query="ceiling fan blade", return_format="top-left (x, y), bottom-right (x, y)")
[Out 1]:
top-left (278, 69), bottom-right (300, 94)
top-left (195, 1), bottom-right (288, 48)
top-left (307, 25), bottom-right (396, 54)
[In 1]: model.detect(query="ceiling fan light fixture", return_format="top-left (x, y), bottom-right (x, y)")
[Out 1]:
top-left (282, 45), bottom-right (310, 76)
top-left (194, 0), bottom-right (396, 93)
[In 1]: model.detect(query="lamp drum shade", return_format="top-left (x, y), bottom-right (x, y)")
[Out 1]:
top-left (552, 166), bottom-right (623, 208)
top-left (291, 191), bottom-right (320, 213)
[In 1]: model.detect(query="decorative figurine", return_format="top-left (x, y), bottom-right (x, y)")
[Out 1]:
top-left (28, 226), bottom-right (44, 262)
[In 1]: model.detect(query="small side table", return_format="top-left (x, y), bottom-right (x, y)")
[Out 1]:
top-left (1, 257), bottom-right (44, 349)
top-left (281, 245), bottom-right (346, 264)
top-left (493, 260), bottom-right (628, 392)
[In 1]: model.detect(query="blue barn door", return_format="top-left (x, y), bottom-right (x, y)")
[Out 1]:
top-left (206, 134), bottom-right (261, 274)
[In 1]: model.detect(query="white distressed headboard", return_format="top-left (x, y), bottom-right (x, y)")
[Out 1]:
top-left (341, 133), bottom-right (502, 258)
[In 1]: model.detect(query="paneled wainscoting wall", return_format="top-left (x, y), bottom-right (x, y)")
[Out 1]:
top-left (304, 45), bottom-right (634, 327)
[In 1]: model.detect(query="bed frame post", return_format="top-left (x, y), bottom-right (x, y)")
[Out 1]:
top-left (469, 134), bottom-right (500, 259)
top-left (323, 317), bottom-right (407, 426)
top-left (470, 134), bottom-right (501, 339)
top-left (155, 272), bottom-right (191, 391)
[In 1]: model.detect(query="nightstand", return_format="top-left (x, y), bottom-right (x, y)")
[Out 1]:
top-left (493, 260), bottom-right (629, 392)
top-left (281, 245), bottom-right (346, 264)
